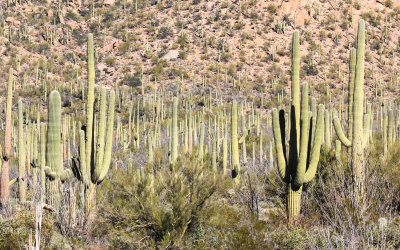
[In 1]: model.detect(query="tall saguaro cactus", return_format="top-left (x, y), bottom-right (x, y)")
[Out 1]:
top-left (74, 33), bottom-right (115, 219)
top-left (333, 20), bottom-right (369, 207)
top-left (231, 100), bottom-right (240, 179)
top-left (171, 97), bottom-right (178, 166)
top-left (18, 100), bottom-right (26, 202)
top-left (1, 68), bottom-right (13, 206)
top-left (272, 30), bottom-right (325, 222)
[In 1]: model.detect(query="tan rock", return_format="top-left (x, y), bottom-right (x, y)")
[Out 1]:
top-left (66, 20), bottom-right (79, 30)
top-left (5, 17), bottom-right (21, 27)
top-left (104, 0), bottom-right (115, 6)
top-left (47, 9), bottom-right (53, 19)
top-left (98, 63), bottom-right (107, 72)
top-left (296, 9), bottom-right (307, 27)
top-left (5, 17), bottom-right (14, 23)
top-left (162, 50), bottom-right (180, 61)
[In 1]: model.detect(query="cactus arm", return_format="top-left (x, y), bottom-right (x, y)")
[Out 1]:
top-left (333, 117), bottom-right (352, 147)
top-left (293, 83), bottom-right (309, 188)
top-left (9, 178), bottom-right (17, 186)
top-left (348, 48), bottom-right (356, 141)
top-left (238, 134), bottom-right (247, 144)
top-left (272, 108), bottom-right (288, 182)
top-left (304, 104), bottom-right (325, 183)
top-left (98, 90), bottom-right (115, 182)
top-left (60, 169), bottom-right (73, 181)
top-left (44, 166), bottom-right (57, 179)
top-left (310, 98), bottom-right (317, 144)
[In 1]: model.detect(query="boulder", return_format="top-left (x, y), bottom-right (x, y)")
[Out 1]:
top-left (161, 50), bottom-right (179, 61)
top-left (66, 20), bottom-right (79, 30)
top-left (104, 0), bottom-right (115, 5)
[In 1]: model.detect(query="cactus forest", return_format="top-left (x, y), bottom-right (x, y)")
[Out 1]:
top-left (1, 0), bottom-right (400, 249)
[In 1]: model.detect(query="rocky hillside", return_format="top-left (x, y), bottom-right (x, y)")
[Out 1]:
top-left (1, 0), bottom-right (400, 105)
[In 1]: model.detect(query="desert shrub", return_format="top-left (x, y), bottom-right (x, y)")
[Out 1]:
top-left (157, 26), bottom-right (173, 39)
top-left (122, 73), bottom-right (141, 87)
top-left (0, 208), bottom-right (71, 249)
top-left (93, 156), bottom-right (226, 249)
top-left (104, 57), bottom-right (116, 67)
top-left (119, 41), bottom-right (130, 54)
top-left (299, 142), bottom-right (400, 248)
top-left (268, 227), bottom-right (312, 249)
top-left (184, 204), bottom-right (269, 249)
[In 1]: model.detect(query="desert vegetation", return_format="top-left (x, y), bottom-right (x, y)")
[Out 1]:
top-left (0, 0), bottom-right (400, 249)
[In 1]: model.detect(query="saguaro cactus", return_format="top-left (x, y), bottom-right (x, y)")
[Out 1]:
top-left (85, 33), bottom-right (95, 175)
top-left (45, 91), bottom-right (72, 181)
top-left (1, 68), bottom-right (13, 205)
top-left (333, 20), bottom-right (369, 207)
top-left (18, 100), bottom-right (26, 202)
top-left (171, 97), bottom-right (178, 166)
top-left (231, 100), bottom-right (240, 179)
top-left (272, 30), bottom-right (325, 222)
top-left (72, 34), bottom-right (115, 219)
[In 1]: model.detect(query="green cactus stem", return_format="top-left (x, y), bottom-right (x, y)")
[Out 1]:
top-left (272, 30), bottom-right (325, 222)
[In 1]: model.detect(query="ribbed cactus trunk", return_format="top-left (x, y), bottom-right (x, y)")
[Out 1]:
top-left (351, 20), bottom-right (365, 207)
top-left (231, 100), bottom-right (240, 180)
top-left (223, 121), bottom-right (228, 176)
top-left (18, 100), bottom-right (26, 202)
top-left (84, 33), bottom-right (97, 220)
top-left (86, 33), bottom-right (95, 180)
top-left (171, 97), bottom-right (178, 167)
top-left (288, 184), bottom-right (302, 221)
top-left (46, 91), bottom-right (62, 208)
top-left (40, 123), bottom-right (46, 193)
top-left (47, 91), bottom-right (63, 176)
top-left (1, 68), bottom-right (13, 206)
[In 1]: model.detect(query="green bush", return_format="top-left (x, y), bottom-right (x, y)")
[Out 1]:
top-left (93, 156), bottom-right (225, 249)
top-left (0, 209), bottom-right (71, 249)
top-left (104, 57), bottom-right (117, 67)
